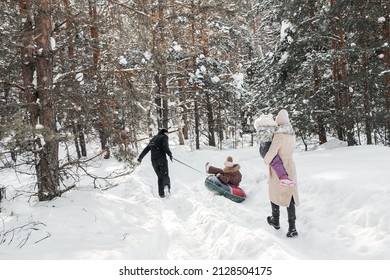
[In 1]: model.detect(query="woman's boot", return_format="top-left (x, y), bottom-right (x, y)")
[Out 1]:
top-left (286, 220), bottom-right (298, 237)
top-left (267, 202), bottom-right (280, 229)
top-left (286, 200), bottom-right (298, 237)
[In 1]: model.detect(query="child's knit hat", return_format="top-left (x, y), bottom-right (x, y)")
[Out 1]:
top-left (224, 156), bottom-right (234, 168)
top-left (275, 109), bottom-right (290, 125)
top-left (254, 114), bottom-right (277, 132)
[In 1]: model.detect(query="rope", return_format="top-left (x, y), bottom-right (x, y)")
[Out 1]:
top-left (173, 157), bottom-right (206, 175)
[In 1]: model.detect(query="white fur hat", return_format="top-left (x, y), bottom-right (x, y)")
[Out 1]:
top-left (275, 109), bottom-right (290, 125)
top-left (224, 156), bottom-right (234, 168)
top-left (254, 114), bottom-right (277, 132)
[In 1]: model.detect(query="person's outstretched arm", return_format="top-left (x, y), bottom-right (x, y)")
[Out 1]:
top-left (137, 144), bottom-right (151, 162)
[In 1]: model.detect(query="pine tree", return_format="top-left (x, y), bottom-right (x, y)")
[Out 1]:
top-left (247, 0), bottom-right (390, 146)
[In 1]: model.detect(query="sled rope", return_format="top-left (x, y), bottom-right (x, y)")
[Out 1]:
top-left (173, 158), bottom-right (206, 175)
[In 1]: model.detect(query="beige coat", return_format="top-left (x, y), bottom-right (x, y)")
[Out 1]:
top-left (263, 132), bottom-right (299, 207)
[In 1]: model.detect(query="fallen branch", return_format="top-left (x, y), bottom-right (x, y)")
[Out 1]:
top-left (35, 232), bottom-right (51, 244)
top-left (0, 221), bottom-right (47, 247)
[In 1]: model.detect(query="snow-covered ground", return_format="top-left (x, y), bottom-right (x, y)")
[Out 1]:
top-left (1, 138), bottom-right (390, 278)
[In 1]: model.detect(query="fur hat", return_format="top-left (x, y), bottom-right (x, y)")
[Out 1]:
top-left (254, 114), bottom-right (277, 132)
top-left (224, 156), bottom-right (234, 168)
top-left (275, 109), bottom-right (290, 125)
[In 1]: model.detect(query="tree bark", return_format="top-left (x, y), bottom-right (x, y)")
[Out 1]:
top-left (331, 0), bottom-right (355, 145)
top-left (205, 90), bottom-right (216, 146)
top-left (63, 0), bottom-right (87, 155)
top-left (171, 0), bottom-right (188, 143)
top-left (159, 0), bottom-right (169, 129)
top-left (382, 1), bottom-right (390, 146)
top-left (308, 2), bottom-right (326, 144)
top-left (88, 0), bottom-right (110, 158)
top-left (19, 0), bottom-right (38, 127)
top-left (35, 0), bottom-right (60, 201)
top-left (198, 8), bottom-right (215, 146)
top-left (151, 0), bottom-right (169, 129)
top-left (359, 3), bottom-right (372, 144)
top-left (190, 0), bottom-right (200, 149)
top-left (330, 0), bottom-right (344, 140)
top-left (194, 99), bottom-right (200, 150)
top-left (313, 61), bottom-right (327, 144)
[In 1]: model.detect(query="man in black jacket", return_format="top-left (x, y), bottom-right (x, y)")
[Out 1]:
top-left (137, 128), bottom-right (173, 198)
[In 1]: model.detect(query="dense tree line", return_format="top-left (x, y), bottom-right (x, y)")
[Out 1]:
top-left (0, 0), bottom-right (389, 201)
top-left (247, 0), bottom-right (390, 149)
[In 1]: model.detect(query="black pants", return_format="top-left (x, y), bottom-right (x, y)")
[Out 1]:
top-left (152, 158), bottom-right (171, 197)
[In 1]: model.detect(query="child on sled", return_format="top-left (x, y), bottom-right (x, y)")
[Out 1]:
top-left (206, 156), bottom-right (242, 187)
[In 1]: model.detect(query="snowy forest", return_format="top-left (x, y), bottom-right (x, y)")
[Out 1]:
top-left (0, 0), bottom-right (389, 204)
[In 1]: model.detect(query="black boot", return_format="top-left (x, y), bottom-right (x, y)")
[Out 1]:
top-left (286, 229), bottom-right (298, 237)
top-left (286, 200), bottom-right (298, 237)
top-left (286, 220), bottom-right (298, 237)
top-left (267, 202), bottom-right (280, 229)
top-left (267, 216), bottom-right (280, 229)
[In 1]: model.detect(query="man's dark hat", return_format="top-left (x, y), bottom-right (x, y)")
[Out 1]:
top-left (159, 128), bottom-right (168, 134)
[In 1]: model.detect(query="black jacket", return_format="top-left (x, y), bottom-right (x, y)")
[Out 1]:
top-left (138, 131), bottom-right (172, 161)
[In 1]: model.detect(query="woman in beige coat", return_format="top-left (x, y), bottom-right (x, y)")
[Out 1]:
top-left (263, 109), bottom-right (299, 237)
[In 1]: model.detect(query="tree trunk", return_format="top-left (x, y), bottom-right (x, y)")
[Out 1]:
top-left (359, 2), bottom-right (373, 144)
top-left (340, 53), bottom-right (355, 146)
top-left (199, 9), bottom-right (215, 146)
top-left (159, 0), bottom-right (169, 129)
top-left (171, 0), bottom-right (188, 142)
top-left (206, 91), bottom-right (216, 146)
top-left (35, 0), bottom-right (60, 201)
top-left (190, 0), bottom-right (200, 149)
top-left (88, 0), bottom-right (110, 158)
top-left (330, 0), bottom-right (344, 140)
top-left (151, 0), bottom-right (169, 129)
top-left (194, 99), bottom-right (200, 150)
top-left (19, 0), bottom-right (38, 127)
top-left (217, 97), bottom-right (223, 149)
top-left (154, 74), bottom-right (163, 128)
top-left (78, 123), bottom-right (87, 157)
top-left (332, 0), bottom-right (355, 146)
top-left (161, 74), bottom-right (169, 129)
top-left (179, 78), bottom-right (189, 140)
top-left (63, 0), bottom-right (87, 155)
top-left (72, 122), bottom-right (81, 159)
top-left (309, 2), bottom-right (326, 144)
top-left (382, 1), bottom-right (390, 146)
top-left (333, 59), bottom-right (344, 140)
top-left (313, 59), bottom-right (327, 144)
